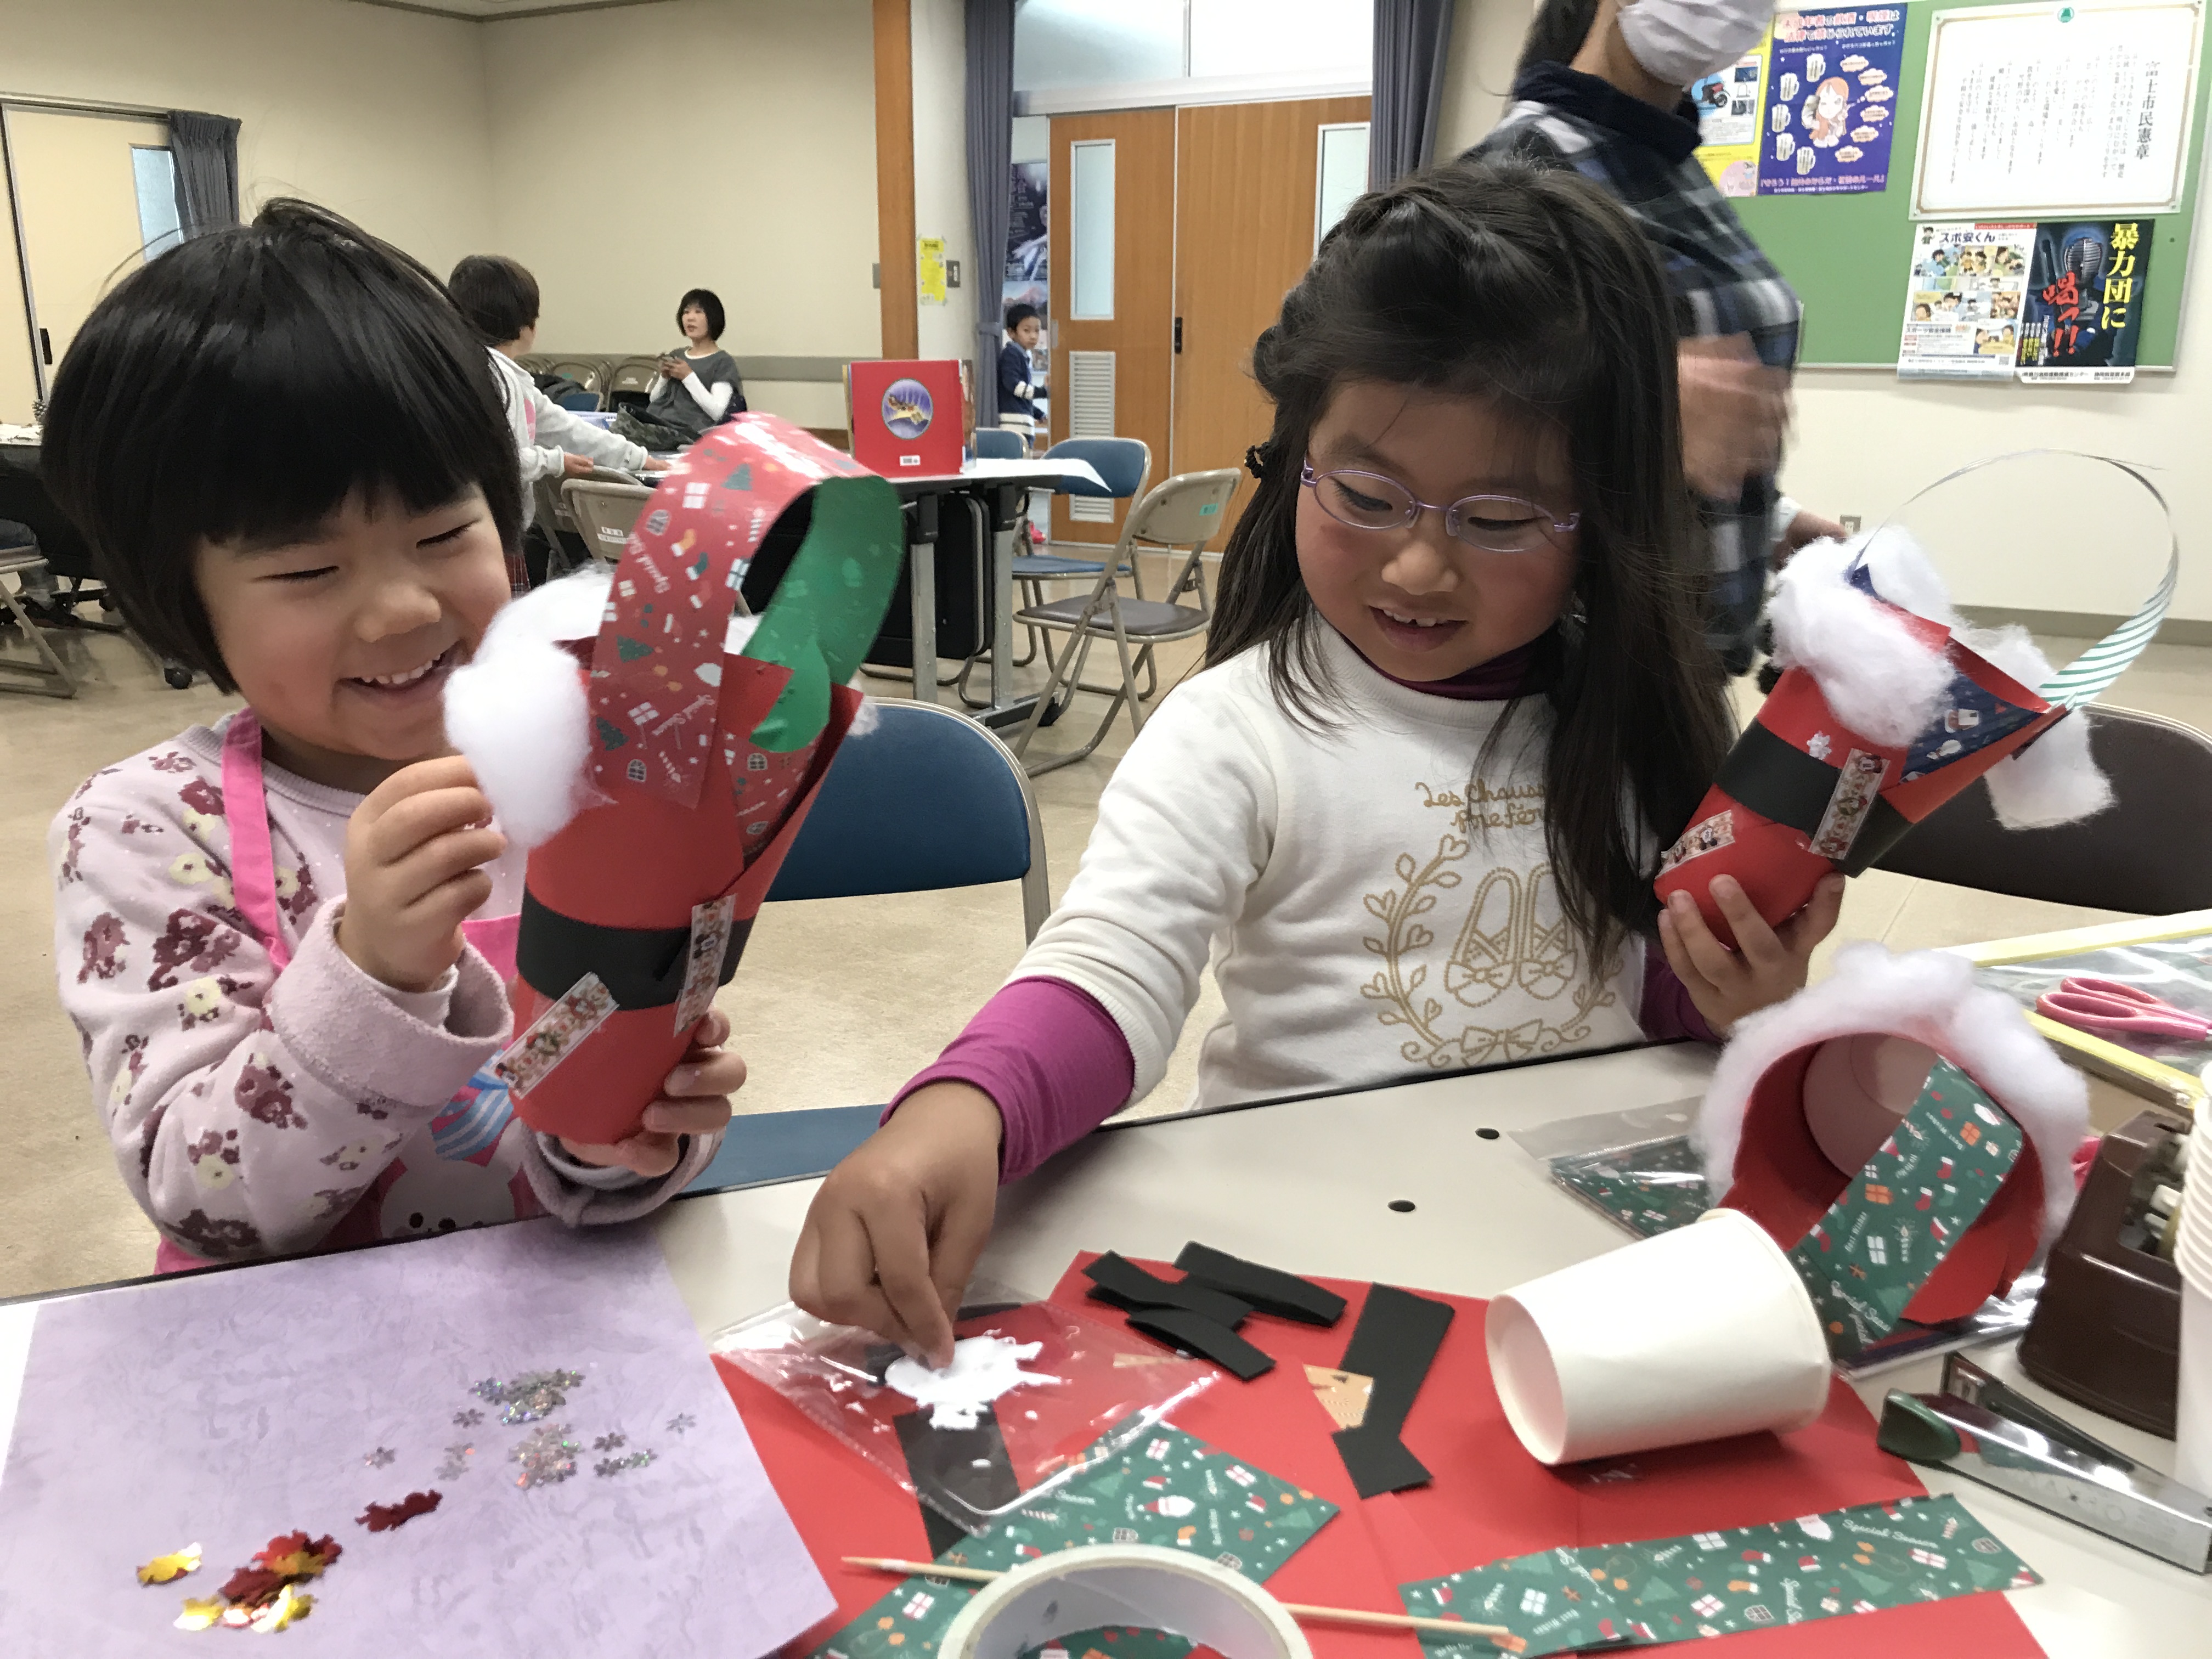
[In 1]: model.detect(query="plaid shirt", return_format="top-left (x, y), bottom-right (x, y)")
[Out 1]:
top-left (1462, 64), bottom-right (1803, 673)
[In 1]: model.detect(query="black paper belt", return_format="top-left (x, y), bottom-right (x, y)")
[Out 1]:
top-left (1716, 722), bottom-right (1916, 876)
top-left (516, 890), bottom-right (752, 1009)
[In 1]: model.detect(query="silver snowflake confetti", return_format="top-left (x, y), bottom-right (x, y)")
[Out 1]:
top-left (453, 1408), bottom-right (483, 1428)
top-left (472, 1369), bottom-right (585, 1425)
top-left (592, 1432), bottom-right (626, 1452)
top-left (510, 1423), bottom-right (581, 1489)
top-left (363, 1447), bottom-right (396, 1469)
top-left (594, 1449), bottom-right (655, 1477)
top-left (436, 1442), bottom-right (476, 1481)
top-left (665, 1413), bottom-right (696, 1435)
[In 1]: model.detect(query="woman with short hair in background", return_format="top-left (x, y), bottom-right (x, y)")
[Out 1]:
top-left (614, 287), bottom-right (744, 451)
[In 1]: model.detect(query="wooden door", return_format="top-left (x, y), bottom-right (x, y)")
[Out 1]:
top-left (4, 108), bottom-right (172, 400)
top-left (1047, 108), bottom-right (1175, 546)
top-left (1171, 97), bottom-right (1371, 531)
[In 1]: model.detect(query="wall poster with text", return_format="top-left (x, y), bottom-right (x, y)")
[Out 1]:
top-left (1759, 6), bottom-right (1907, 195)
top-left (2018, 219), bottom-right (2154, 382)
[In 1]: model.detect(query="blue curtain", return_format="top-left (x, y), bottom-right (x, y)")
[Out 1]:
top-left (1370, 0), bottom-right (1456, 190)
top-left (966, 0), bottom-right (1017, 424)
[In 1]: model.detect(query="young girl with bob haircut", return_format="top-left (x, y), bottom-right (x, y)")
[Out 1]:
top-left (791, 161), bottom-right (1843, 1364)
top-left (44, 200), bottom-right (738, 1271)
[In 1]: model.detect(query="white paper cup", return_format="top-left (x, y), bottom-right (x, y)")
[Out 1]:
top-left (1487, 1207), bottom-right (1832, 1465)
top-left (2177, 1273), bottom-right (2212, 1496)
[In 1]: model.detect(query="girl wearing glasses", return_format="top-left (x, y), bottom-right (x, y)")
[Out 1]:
top-left (792, 161), bottom-right (1842, 1363)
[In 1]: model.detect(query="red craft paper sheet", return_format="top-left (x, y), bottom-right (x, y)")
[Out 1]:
top-left (720, 1258), bottom-right (2045, 1659)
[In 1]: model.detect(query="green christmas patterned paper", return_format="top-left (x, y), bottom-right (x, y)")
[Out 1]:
top-left (1401, 1495), bottom-right (2037, 1658)
top-left (1548, 1137), bottom-right (1713, 1239)
top-left (812, 1422), bottom-right (1335, 1659)
top-left (1785, 1058), bottom-right (2025, 1357)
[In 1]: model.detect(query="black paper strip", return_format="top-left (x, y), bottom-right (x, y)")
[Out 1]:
top-left (1124, 1307), bottom-right (1276, 1381)
top-left (894, 1408), bottom-right (1017, 1550)
top-left (515, 889), bottom-right (753, 1008)
top-left (1084, 1252), bottom-right (1254, 1328)
top-left (1712, 722), bottom-right (1912, 874)
top-left (1329, 1284), bottom-right (1454, 1497)
top-left (1173, 1242), bottom-right (1347, 1327)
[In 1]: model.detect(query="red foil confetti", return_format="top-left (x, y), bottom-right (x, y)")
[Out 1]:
top-left (357, 1491), bottom-right (442, 1533)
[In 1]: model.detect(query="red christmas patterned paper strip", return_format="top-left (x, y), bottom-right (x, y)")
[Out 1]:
top-left (589, 417), bottom-right (871, 809)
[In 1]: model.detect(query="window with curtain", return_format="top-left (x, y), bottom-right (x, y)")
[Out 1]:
top-left (130, 146), bottom-right (183, 259)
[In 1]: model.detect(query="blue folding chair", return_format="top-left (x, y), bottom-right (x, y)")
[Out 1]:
top-left (972, 427), bottom-right (1029, 460)
top-left (684, 701), bottom-right (1052, 1197)
top-left (1000, 437), bottom-right (1152, 690)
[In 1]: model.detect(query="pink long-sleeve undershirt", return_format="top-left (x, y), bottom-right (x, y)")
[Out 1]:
top-left (888, 637), bottom-right (1718, 1182)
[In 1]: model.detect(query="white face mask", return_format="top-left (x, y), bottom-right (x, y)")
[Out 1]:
top-left (1616, 0), bottom-right (1775, 88)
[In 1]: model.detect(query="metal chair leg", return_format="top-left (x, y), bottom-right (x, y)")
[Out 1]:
top-left (0, 575), bottom-right (78, 698)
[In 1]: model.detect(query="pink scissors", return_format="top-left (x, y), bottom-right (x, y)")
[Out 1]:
top-left (2036, 977), bottom-right (2212, 1041)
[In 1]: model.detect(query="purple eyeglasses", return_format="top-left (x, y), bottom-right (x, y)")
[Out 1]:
top-left (1300, 462), bottom-right (1579, 554)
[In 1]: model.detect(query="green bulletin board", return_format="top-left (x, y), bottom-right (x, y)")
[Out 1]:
top-left (1733, 0), bottom-right (2212, 366)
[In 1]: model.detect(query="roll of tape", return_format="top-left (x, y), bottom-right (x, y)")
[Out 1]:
top-left (936, 1545), bottom-right (1311, 1659)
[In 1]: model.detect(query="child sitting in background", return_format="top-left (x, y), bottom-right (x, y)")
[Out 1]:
top-left (447, 253), bottom-right (665, 588)
top-left (614, 287), bottom-right (743, 450)
top-left (43, 200), bottom-right (738, 1271)
top-left (998, 303), bottom-right (1043, 429)
top-left (792, 162), bottom-right (1844, 1363)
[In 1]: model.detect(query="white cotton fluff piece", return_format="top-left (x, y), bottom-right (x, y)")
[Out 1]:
top-left (442, 568), bottom-right (610, 849)
top-left (1768, 537), bottom-right (1953, 747)
top-left (1959, 624), bottom-right (2115, 829)
top-left (1853, 524), bottom-right (1962, 630)
top-left (883, 1336), bottom-right (1062, 1430)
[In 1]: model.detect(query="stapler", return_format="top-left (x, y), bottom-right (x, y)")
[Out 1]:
top-left (1877, 1352), bottom-right (2212, 1572)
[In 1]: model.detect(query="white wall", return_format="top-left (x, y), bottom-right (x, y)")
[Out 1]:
top-left (912, 0), bottom-right (980, 367)
top-left (0, 0), bottom-right (493, 274)
top-left (483, 0), bottom-right (880, 431)
top-left (1436, 0), bottom-right (2211, 625)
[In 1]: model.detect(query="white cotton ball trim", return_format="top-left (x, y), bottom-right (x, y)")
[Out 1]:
top-left (1700, 941), bottom-right (2089, 1258)
top-left (1769, 538), bottom-right (1953, 747)
top-left (1957, 624), bottom-right (2114, 830)
top-left (1853, 524), bottom-right (1962, 630)
top-left (883, 1335), bottom-right (1062, 1430)
top-left (442, 568), bottom-right (610, 849)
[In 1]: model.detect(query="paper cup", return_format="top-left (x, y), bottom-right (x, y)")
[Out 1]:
top-left (1486, 1208), bottom-right (1832, 1466)
top-left (2177, 1272), bottom-right (2212, 1496)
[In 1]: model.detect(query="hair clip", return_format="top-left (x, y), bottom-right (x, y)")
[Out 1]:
top-left (1244, 443), bottom-right (1274, 481)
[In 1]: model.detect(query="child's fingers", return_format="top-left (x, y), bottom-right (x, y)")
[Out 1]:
top-left (556, 1130), bottom-right (678, 1177)
top-left (1663, 891), bottom-right (1743, 987)
top-left (385, 830), bottom-right (508, 914)
top-left (640, 1095), bottom-right (733, 1137)
top-left (1777, 873), bottom-right (1848, 955)
top-left (357, 757), bottom-right (481, 824)
top-left (1656, 910), bottom-right (1708, 995)
top-left (365, 787), bottom-right (499, 864)
top-left (1707, 877), bottom-right (1788, 973)
top-left (664, 1047), bottom-right (747, 1098)
top-left (862, 1201), bottom-right (957, 1369)
top-left (793, 1212), bottom-right (929, 1357)
top-left (687, 1008), bottom-right (732, 1051)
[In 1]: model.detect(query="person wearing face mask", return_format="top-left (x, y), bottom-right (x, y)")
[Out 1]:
top-left (1463, 0), bottom-right (1843, 676)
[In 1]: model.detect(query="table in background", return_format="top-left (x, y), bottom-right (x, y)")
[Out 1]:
top-left (660, 1040), bottom-right (2212, 1659)
top-left (883, 458), bottom-right (1105, 731)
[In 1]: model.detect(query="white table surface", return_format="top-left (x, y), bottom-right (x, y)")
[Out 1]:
top-left (956, 456), bottom-right (1109, 490)
top-left (658, 1040), bottom-right (2212, 1658)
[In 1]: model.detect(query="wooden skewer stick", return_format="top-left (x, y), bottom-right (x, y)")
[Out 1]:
top-left (840, 1558), bottom-right (1523, 1651)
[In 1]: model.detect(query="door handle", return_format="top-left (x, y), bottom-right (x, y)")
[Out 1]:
top-left (1173, 317), bottom-right (1183, 354)
top-left (38, 328), bottom-right (51, 366)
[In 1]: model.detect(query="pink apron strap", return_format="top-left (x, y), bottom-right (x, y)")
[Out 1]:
top-left (462, 912), bottom-right (520, 986)
top-left (221, 709), bottom-right (291, 972)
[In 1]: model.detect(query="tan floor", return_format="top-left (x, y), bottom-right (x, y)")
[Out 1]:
top-left (0, 576), bottom-right (2193, 1299)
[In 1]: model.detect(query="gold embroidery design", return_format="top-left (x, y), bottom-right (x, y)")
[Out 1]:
top-left (1361, 811), bottom-right (1619, 1068)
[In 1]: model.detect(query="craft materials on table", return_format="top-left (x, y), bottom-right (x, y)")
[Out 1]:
top-left (443, 413), bottom-right (905, 1147)
top-left (1401, 1493), bottom-right (2037, 1658)
top-left (714, 1291), bottom-right (1216, 1538)
top-left (0, 1221), bottom-right (829, 1656)
top-left (1877, 1353), bottom-right (2212, 1573)
top-left (2035, 976), bottom-right (2212, 1042)
top-left (720, 1256), bottom-right (2050, 1659)
top-left (1077, 1244), bottom-right (1351, 1385)
top-left (1327, 1284), bottom-right (1454, 1499)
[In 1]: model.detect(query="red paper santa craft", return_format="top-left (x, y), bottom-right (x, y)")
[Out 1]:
top-left (1655, 533), bottom-right (2113, 947)
top-left (444, 415), bottom-right (905, 1146)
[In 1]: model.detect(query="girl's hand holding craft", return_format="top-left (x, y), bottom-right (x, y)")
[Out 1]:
top-left (558, 1008), bottom-right (742, 1176)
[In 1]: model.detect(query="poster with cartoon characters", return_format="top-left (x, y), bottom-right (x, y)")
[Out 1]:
top-left (2018, 218), bottom-right (2154, 383)
top-left (1758, 6), bottom-right (1906, 196)
top-left (1692, 36), bottom-right (1771, 198)
top-left (1896, 220), bottom-right (2035, 380)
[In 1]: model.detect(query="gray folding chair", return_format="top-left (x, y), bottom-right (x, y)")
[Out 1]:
top-left (560, 477), bottom-right (653, 565)
top-left (605, 355), bottom-right (663, 409)
top-left (1009, 467), bottom-right (1242, 775)
top-left (0, 532), bottom-right (76, 698)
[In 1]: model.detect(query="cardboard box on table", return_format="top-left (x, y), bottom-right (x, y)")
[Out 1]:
top-left (716, 1258), bottom-right (2042, 1658)
top-left (847, 359), bottom-right (966, 477)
